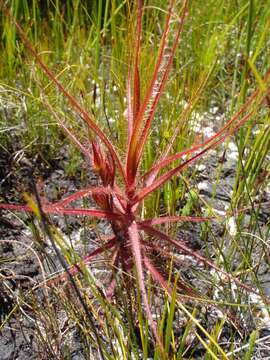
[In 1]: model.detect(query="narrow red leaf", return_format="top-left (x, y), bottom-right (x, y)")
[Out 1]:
top-left (144, 255), bottom-right (171, 294)
top-left (144, 255), bottom-right (195, 296)
top-left (132, 0), bottom-right (142, 120)
top-left (140, 223), bottom-right (270, 302)
top-left (58, 122), bottom-right (92, 160)
top-left (4, 8), bottom-right (126, 184)
top-left (48, 237), bottom-right (116, 284)
top-left (134, 0), bottom-right (189, 171)
top-left (126, 0), bottom-right (175, 184)
top-left (40, 95), bottom-right (92, 160)
top-left (43, 206), bottom-right (127, 222)
top-left (132, 108), bottom-right (258, 206)
top-left (54, 186), bottom-right (123, 207)
top-left (143, 69), bottom-right (270, 185)
top-left (0, 203), bottom-right (31, 211)
top-left (126, 0), bottom-right (188, 185)
top-left (145, 68), bottom-right (215, 186)
top-left (133, 65), bottom-right (141, 120)
top-left (139, 215), bottom-right (214, 227)
top-left (127, 66), bottom-right (134, 143)
top-left (0, 202), bottom-right (127, 222)
top-left (105, 246), bottom-right (120, 299)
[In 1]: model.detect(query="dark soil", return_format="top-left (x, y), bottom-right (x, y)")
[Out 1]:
top-left (0, 144), bottom-right (92, 359)
top-left (1, 136), bottom-right (270, 359)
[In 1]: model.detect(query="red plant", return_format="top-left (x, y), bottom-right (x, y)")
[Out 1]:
top-left (1, 0), bottom-right (270, 351)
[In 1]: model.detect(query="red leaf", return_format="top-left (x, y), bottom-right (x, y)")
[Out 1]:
top-left (132, 109), bottom-right (258, 206)
top-left (144, 255), bottom-right (195, 296)
top-left (43, 206), bottom-right (128, 222)
top-left (126, 0), bottom-right (188, 185)
top-left (54, 187), bottom-right (122, 207)
top-left (139, 215), bottom-right (214, 227)
top-left (134, 0), bottom-right (189, 172)
top-left (0, 202), bottom-right (128, 222)
top-left (48, 237), bottom-right (116, 284)
top-left (127, 66), bottom-right (134, 143)
top-left (143, 68), bottom-right (270, 186)
top-left (0, 203), bottom-right (31, 211)
top-left (139, 223), bottom-right (269, 301)
top-left (6, 9), bottom-right (126, 184)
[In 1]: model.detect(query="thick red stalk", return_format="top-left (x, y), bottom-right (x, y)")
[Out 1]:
top-left (127, 221), bottom-right (164, 351)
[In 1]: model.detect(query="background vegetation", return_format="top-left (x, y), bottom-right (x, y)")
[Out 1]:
top-left (0, 0), bottom-right (270, 359)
